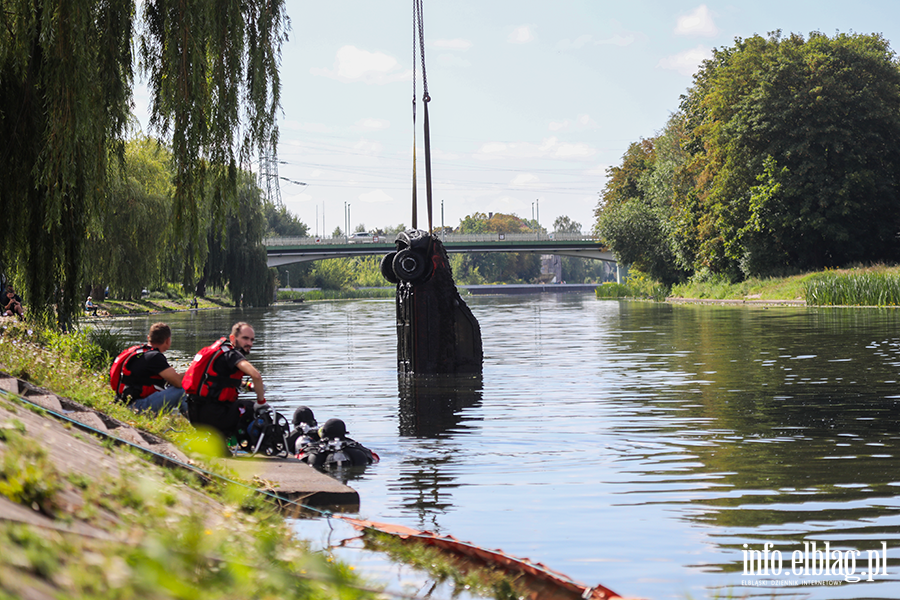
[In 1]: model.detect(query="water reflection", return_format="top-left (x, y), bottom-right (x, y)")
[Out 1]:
top-left (392, 374), bottom-right (483, 529)
top-left (397, 374), bottom-right (483, 438)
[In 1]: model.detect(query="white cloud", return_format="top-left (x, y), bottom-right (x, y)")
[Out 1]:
top-left (511, 173), bottom-right (541, 187)
top-left (433, 39), bottom-right (472, 51)
top-left (310, 45), bottom-right (410, 84)
top-left (358, 189), bottom-right (394, 203)
top-left (354, 118), bottom-right (390, 131)
top-left (437, 54), bottom-right (471, 68)
top-left (586, 164), bottom-right (609, 177)
top-left (474, 137), bottom-right (596, 161)
top-left (551, 141), bottom-right (595, 158)
top-left (557, 34), bottom-right (594, 51)
top-left (477, 142), bottom-right (510, 156)
top-left (675, 5), bottom-right (718, 37)
top-left (548, 114), bottom-right (596, 132)
top-left (508, 25), bottom-right (535, 44)
top-left (597, 33), bottom-right (638, 47)
top-left (353, 139), bottom-right (383, 155)
top-left (658, 45), bottom-right (712, 75)
top-left (283, 192), bottom-right (314, 207)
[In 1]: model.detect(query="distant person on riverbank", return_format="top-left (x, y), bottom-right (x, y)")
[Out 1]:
top-left (2, 287), bottom-right (24, 319)
top-left (184, 321), bottom-right (268, 444)
top-left (85, 296), bottom-right (98, 316)
top-left (189, 297), bottom-right (198, 309)
top-left (111, 322), bottom-right (185, 415)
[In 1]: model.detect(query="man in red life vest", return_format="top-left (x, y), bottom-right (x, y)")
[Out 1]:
top-left (118, 322), bottom-right (185, 414)
top-left (188, 321), bottom-right (268, 441)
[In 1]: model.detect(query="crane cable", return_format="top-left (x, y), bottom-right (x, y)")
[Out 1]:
top-left (411, 0), bottom-right (433, 233)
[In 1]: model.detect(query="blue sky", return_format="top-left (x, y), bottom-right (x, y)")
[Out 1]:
top-left (140, 1), bottom-right (900, 237)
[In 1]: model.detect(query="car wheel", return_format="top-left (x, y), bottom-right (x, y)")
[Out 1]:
top-left (381, 252), bottom-right (399, 284)
top-left (393, 249), bottom-right (427, 281)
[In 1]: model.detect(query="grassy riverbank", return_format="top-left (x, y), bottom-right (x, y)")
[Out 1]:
top-left (82, 287), bottom-right (396, 318)
top-left (598, 265), bottom-right (900, 306)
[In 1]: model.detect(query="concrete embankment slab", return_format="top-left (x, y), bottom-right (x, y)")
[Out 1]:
top-left (223, 457), bottom-right (360, 511)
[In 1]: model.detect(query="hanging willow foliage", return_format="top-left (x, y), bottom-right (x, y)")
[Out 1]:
top-left (139, 0), bottom-right (288, 271)
top-left (0, 0), bottom-right (133, 327)
top-left (0, 0), bottom-right (288, 328)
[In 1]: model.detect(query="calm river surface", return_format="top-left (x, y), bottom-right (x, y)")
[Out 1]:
top-left (112, 295), bottom-right (900, 599)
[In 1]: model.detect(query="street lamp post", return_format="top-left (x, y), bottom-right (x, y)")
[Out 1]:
top-left (536, 199), bottom-right (540, 239)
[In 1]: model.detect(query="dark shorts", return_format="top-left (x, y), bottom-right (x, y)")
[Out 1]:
top-left (187, 396), bottom-right (255, 440)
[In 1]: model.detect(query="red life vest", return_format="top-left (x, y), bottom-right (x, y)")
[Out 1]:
top-left (182, 337), bottom-right (243, 402)
top-left (109, 344), bottom-right (164, 399)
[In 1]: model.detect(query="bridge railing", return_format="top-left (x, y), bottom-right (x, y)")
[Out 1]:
top-left (264, 232), bottom-right (599, 246)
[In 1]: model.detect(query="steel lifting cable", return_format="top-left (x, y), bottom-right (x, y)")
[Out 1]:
top-left (411, 0), bottom-right (434, 233)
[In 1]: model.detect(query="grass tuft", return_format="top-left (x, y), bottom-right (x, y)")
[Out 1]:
top-left (804, 268), bottom-right (900, 306)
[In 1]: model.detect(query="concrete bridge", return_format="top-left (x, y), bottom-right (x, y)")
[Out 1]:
top-left (264, 233), bottom-right (616, 267)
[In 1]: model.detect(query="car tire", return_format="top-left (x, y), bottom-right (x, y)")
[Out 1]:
top-left (393, 249), bottom-right (427, 281)
top-left (381, 252), bottom-right (399, 284)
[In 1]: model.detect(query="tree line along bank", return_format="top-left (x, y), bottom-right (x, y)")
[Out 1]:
top-left (594, 31), bottom-right (900, 290)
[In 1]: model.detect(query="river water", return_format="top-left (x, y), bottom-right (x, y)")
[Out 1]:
top-left (111, 295), bottom-right (900, 599)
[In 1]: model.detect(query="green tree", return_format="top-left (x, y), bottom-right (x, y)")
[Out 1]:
top-left (312, 259), bottom-right (354, 290)
top-left (596, 195), bottom-right (686, 287)
top-left (0, 0), bottom-right (288, 326)
top-left (597, 31), bottom-right (900, 283)
top-left (265, 204), bottom-right (308, 237)
top-left (1, 0), bottom-right (133, 325)
top-left (202, 175), bottom-right (271, 306)
top-left (594, 136), bottom-right (691, 286)
top-left (453, 212), bottom-right (540, 282)
top-left (457, 212), bottom-right (534, 234)
top-left (684, 31), bottom-right (900, 277)
top-left (84, 137), bottom-right (173, 300)
top-left (553, 216), bottom-right (582, 234)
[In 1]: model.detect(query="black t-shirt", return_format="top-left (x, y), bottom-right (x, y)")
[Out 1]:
top-left (127, 349), bottom-right (171, 385)
top-left (213, 346), bottom-right (246, 375)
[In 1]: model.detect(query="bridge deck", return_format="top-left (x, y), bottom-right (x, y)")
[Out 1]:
top-left (265, 234), bottom-right (615, 266)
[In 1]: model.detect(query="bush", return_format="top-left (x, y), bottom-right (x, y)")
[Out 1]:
top-left (596, 269), bottom-right (668, 301)
top-left (47, 328), bottom-right (115, 372)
